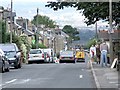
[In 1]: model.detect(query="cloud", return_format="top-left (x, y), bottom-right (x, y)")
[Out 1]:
top-left (1, 0), bottom-right (109, 29)
top-left (13, 0), bottom-right (57, 3)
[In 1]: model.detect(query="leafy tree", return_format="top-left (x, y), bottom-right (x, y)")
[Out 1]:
top-left (45, 2), bottom-right (120, 25)
top-left (86, 38), bottom-right (97, 49)
top-left (62, 25), bottom-right (80, 41)
top-left (0, 20), bottom-right (7, 43)
top-left (32, 43), bottom-right (47, 49)
top-left (31, 15), bottom-right (56, 28)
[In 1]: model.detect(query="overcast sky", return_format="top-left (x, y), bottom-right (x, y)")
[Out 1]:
top-left (1, 0), bottom-right (109, 29)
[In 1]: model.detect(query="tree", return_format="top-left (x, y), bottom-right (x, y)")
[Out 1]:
top-left (86, 38), bottom-right (97, 49)
top-left (62, 25), bottom-right (80, 41)
top-left (31, 15), bottom-right (56, 28)
top-left (0, 20), bottom-right (7, 43)
top-left (45, 2), bottom-right (120, 25)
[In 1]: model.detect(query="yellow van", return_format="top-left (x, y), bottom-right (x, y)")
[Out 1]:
top-left (75, 50), bottom-right (85, 62)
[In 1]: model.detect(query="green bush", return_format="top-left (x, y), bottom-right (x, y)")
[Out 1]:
top-left (86, 38), bottom-right (97, 49)
top-left (32, 43), bottom-right (47, 49)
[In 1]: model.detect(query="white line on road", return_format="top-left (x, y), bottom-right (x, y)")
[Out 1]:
top-left (22, 79), bottom-right (30, 83)
top-left (0, 84), bottom-right (2, 87)
top-left (5, 79), bottom-right (17, 84)
top-left (81, 69), bottom-right (84, 71)
top-left (109, 81), bottom-right (118, 84)
top-left (79, 75), bottom-right (83, 79)
top-left (13, 79), bottom-right (31, 84)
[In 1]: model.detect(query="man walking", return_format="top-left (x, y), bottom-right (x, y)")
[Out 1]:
top-left (100, 41), bottom-right (108, 67)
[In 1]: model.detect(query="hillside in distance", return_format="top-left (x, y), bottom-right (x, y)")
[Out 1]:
top-left (73, 29), bottom-right (96, 45)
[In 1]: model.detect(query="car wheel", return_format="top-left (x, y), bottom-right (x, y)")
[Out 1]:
top-left (5, 67), bottom-right (10, 72)
top-left (28, 61), bottom-right (31, 64)
top-left (59, 60), bottom-right (62, 63)
top-left (18, 63), bottom-right (22, 68)
top-left (2, 65), bottom-right (5, 73)
top-left (73, 61), bottom-right (76, 63)
top-left (14, 64), bottom-right (19, 69)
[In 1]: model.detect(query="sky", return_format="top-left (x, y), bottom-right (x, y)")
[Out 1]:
top-left (1, 0), bottom-right (109, 29)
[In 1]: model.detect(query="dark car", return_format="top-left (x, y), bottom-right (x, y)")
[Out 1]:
top-left (0, 49), bottom-right (10, 73)
top-left (0, 43), bottom-right (22, 69)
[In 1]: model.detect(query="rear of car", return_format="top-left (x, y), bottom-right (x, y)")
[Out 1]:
top-left (40, 48), bottom-right (54, 63)
top-left (75, 51), bottom-right (85, 62)
top-left (28, 49), bottom-right (44, 64)
top-left (0, 43), bottom-right (22, 69)
top-left (59, 50), bottom-right (75, 63)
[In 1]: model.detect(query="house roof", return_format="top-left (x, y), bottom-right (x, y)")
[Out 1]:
top-left (98, 30), bottom-right (120, 40)
top-left (23, 29), bottom-right (34, 36)
top-left (61, 31), bottom-right (69, 38)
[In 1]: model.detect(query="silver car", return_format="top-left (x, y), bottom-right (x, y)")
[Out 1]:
top-left (28, 49), bottom-right (45, 64)
top-left (59, 50), bottom-right (75, 63)
top-left (0, 49), bottom-right (10, 73)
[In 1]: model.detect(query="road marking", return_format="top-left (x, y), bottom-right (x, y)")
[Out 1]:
top-left (5, 79), bottom-right (17, 84)
top-left (81, 69), bottom-right (84, 71)
top-left (79, 75), bottom-right (83, 78)
top-left (22, 79), bottom-right (30, 83)
top-left (13, 79), bottom-right (31, 84)
top-left (109, 81), bottom-right (118, 84)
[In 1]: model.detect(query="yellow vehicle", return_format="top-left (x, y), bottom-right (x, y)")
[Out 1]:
top-left (75, 49), bottom-right (85, 62)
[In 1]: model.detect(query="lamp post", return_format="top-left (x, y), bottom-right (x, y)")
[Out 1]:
top-left (95, 21), bottom-right (98, 40)
top-left (10, 0), bottom-right (13, 43)
top-left (109, 0), bottom-right (113, 65)
top-left (36, 8), bottom-right (39, 49)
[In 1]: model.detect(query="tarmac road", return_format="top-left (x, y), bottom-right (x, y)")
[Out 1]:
top-left (2, 61), bottom-right (96, 88)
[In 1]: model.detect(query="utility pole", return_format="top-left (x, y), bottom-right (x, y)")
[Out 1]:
top-left (95, 21), bottom-right (98, 40)
top-left (10, 0), bottom-right (13, 43)
top-left (109, 0), bottom-right (113, 65)
top-left (36, 8), bottom-right (39, 49)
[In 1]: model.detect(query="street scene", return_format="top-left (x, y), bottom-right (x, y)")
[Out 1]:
top-left (0, 0), bottom-right (120, 90)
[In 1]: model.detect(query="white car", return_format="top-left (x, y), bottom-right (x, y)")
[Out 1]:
top-left (28, 49), bottom-right (45, 64)
top-left (40, 48), bottom-right (54, 63)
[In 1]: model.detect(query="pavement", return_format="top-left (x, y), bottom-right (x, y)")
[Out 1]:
top-left (90, 61), bottom-right (120, 90)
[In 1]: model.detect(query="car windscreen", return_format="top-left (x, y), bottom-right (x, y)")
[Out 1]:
top-left (0, 45), bottom-right (16, 52)
top-left (5, 51), bottom-right (16, 58)
top-left (30, 50), bottom-right (42, 54)
top-left (60, 51), bottom-right (74, 57)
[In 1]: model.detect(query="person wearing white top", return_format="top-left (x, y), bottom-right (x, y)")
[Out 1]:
top-left (90, 45), bottom-right (96, 59)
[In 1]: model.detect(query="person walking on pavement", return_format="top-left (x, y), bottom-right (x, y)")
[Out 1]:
top-left (96, 43), bottom-right (101, 64)
top-left (100, 41), bottom-right (108, 67)
top-left (90, 45), bottom-right (96, 62)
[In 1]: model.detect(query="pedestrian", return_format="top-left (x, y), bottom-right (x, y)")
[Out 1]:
top-left (100, 41), bottom-right (108, 67)
top-left (90, 45), bottom-right (96, 62)
top-left (96, 43), bottom-right (101, 64)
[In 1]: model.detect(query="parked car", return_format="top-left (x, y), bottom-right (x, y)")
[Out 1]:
top-left (28, 49), bottom-right (45, 64)
top-left (0, 49), bottom-right (10, 73)
top-left (0, 43), bottom-right (22, 69)
top-left (75, 49), bottom-right (85, 62)
top-left (59, 50), bottom-right (75, 63)
top-left (40, 48), bottom-right (54, 63)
